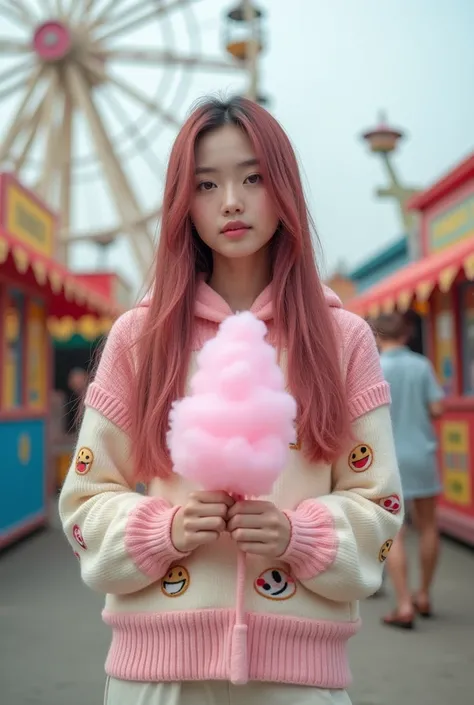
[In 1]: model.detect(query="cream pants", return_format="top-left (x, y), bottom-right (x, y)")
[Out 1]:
top-left (104, 678), bottom-right (352, 705)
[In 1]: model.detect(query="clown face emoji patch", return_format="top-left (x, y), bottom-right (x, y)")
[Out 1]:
top-left (348, 444), bottom-right (373, 473)
top-left (161, 566), bottom-right (190, 597)
top-left (75, 447), bottom-right (94, 476)
top-left (379, 539), bottom-right (393, 563)
top-left (254, 568), bottom-right (297, 601)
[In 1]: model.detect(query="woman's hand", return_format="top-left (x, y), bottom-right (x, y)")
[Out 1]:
top-left (226, 500), bottom-right (291, 557)
top-left (171, 491), bottom-right (234, 553)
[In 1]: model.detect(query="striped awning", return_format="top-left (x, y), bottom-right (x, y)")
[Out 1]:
top-left (347, 235), bottom-right (474, 318)
top-left (0, 228), bottom-right (121, 321)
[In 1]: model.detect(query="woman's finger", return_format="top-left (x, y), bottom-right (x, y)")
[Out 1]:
top-left (227, 500), bottom-right (271, 519)
top-left (227, 513), bottom-right (264, 532)
top-left (186, 516), bottom-right (226, 533)
top-left (230, 528), bottom-right (265, 543)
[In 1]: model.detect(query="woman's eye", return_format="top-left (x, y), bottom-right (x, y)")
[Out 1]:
top-left (245, 173), bottom-right (262, 185)
top-left (198, 181), bottom-right (216, 191)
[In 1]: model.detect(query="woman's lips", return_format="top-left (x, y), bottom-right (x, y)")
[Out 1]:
top-left (222, 225), bottom-right (251, 239)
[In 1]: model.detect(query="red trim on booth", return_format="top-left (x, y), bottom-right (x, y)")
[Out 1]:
top-left (407, 153), bottom-right (474, 212)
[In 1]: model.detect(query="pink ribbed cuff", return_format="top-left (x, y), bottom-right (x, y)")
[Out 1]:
top-left (125, 498), bottom-right (190, 581)
top-left (348, 381), bottom-right (391, 421)
top-left (85, 383), bottom-right (132, 433)
top-left (281, 500), bottom-right (338, 580)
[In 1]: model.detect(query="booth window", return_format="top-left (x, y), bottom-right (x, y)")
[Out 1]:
top-left (432, 289), bottom-right (456, 396)
top-left (461, 282), bottom-right (474, 395)
top-left (3, 289), bottom-right (26, 409)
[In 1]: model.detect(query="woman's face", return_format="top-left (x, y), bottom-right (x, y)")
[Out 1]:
top-left (189, 124), bottom-right (279, 262)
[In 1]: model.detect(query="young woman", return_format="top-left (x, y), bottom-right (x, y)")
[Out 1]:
top-left (59, 96), bottom-right (403, 705)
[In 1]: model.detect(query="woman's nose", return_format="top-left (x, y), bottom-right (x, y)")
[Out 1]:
top-left (221, 185), bottom-right (243, 215)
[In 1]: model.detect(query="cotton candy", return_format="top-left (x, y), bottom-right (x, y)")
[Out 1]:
top-left (167, 311), bottom-right (297, 496)
top-left (166, 311), bottom-right (298, 686)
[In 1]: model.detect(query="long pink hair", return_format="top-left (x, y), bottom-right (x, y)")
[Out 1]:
top-left (130, 97), bottom-right (351, 481)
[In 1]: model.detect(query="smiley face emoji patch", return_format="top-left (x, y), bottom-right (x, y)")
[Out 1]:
top-left (254, 568), bottom-right (297, 601)
top-left (75, 447), bottom-right (94, 476)
top-left (161, 566), bottom-right (190, 597)
top-left (379, 539), bottom-right (393, 563)
top-left (348, 444), bottom-right (373, 473)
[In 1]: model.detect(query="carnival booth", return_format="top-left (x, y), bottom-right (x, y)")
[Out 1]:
top-left (348, 153), bottom-right (474, 546)
top-left (0, 172), bottom-right (120, 550)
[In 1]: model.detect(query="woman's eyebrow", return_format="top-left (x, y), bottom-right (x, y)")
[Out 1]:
top-left (195, 158), bottom-right (259, 176)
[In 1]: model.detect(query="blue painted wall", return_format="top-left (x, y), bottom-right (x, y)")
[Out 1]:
top-left (0, 418), bottom-right (46, 539)
top-left (349, 236), bottom-right (409, 293)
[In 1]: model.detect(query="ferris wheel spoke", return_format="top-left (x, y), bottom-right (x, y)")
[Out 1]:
top-left (0, 64), bottom-right (45, 162)
top-left (93, 0), bottom-right (164, 35)
top-left (34, 73), bottom-right (61, 202)
top-left (68, 0), bottom-right (97, 21)
top-left (0, 60), bottom-right (35, 102)
top-left (96, 0), bottom-right (196, 43)
top-left (101, 85), bottom-right (165, 177)
top-left (0, 38), bottom-right (32, 54)
top-left (13, 71), bottom-right (57, 172)
top-left (3, 0), bottom-right (37, 23)
top-left (83, 55), bottom-right (181, 128)
top-left (57, 90), bottom-right (73, 264)
top-left (0, 0), bottom-right (33, 27)
top-left (84, 0), bottom-right (99, 14)
top-left (99, 47), bottom-right (241, 72)
top-left (54, 0), bottom-right (65, 17)
top-left (109, 72), bottom-right (181, 128)
top-left (66, 62), bottom-right (154, 274)
top-left (87, 0), bottom-right (129, 28)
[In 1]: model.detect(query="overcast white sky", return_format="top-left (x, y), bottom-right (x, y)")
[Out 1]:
top-left (1, 0), bottom-right (473, 292)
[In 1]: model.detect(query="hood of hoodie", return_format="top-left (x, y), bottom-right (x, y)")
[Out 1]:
top-left (138, 279), bottom-right (343, 323)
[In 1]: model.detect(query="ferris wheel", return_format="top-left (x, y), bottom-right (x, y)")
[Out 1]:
top-left (0, 0), bottom-right (250, 279)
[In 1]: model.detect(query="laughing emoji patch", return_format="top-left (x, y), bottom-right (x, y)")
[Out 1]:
top-left (348, 444), bottom-right (373, 473)
top-left (75, 447), bottom-right (94, 476)
top-left (161, 566), bottom-right (190, 597)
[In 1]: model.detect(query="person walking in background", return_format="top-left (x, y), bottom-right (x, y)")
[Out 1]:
top-left (375, 312), bottom-right (444, 629)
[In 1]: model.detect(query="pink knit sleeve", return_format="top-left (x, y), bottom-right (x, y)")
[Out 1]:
top-left (281, 501), bottom-right (338, 579)
top-left (125, 499), bottom-right (190, 580)
top-left (85, 307), bottom-right (147, 432)
top-left (335, 310), bottom-right (391, 420)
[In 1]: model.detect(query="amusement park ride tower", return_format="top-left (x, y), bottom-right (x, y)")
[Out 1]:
top-left (361, 114), bottom-right (421, 257)
top-left (0, 0), bottom-right (267, 281)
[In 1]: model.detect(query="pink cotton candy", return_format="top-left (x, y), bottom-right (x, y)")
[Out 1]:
top-left (167, 311), bottom-right (297, 496)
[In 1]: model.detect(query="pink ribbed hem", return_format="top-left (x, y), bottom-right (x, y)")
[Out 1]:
top-left (281, 500), bottom-right (337, 580)
top-left (348, 381), bottom-right (391, 421)
top-left (125, 499), bottom-right (190, 581)
top-left (85, 383), bottom-right (132, 433)
top-left (102, 609), bottom-right (359, 687)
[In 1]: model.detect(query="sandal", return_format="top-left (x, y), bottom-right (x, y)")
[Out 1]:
top-left (413, 597), bottom-right (432, 618)
top-left (382, 611), bottom-right (415, 630)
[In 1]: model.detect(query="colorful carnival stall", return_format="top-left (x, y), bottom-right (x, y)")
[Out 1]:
top-left (0, 172), bottom-right (120, 550)
top-left (348, 153), bottom-right (474, 546)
